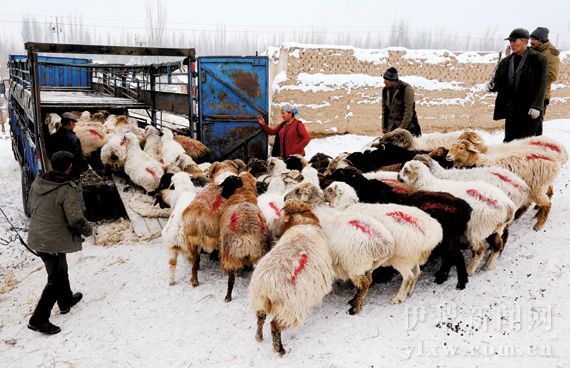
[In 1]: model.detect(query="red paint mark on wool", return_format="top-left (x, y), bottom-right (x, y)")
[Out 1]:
top-left (391, 185), bottom-right (408, 193)
top-left (257, 213), bottom-right (266, 233)
top-left (466, 189), bottom-right (499, 208)
top-left (348, 220), bottom-right (379, 238)
top-left (530, 141), bottom-right (561, 153)
top-left (421, 202), bottom-right (456, 213)
top-left (230, 213), bottom-right (238, 232)
top-left (386, 211), bottom-right (425, 235)
top-left (526, 153), bottom-right (553, 162)
top-left (492, 172), bottom-right (523, 190)
top-left (87, 129), bottom-right (104, 139)
top-left (269, 201), bottom-right (282, 217)
top-left (211, 194), bottom-right (223, 213)
top-left (145, 167), bottom-right (158, 182)
top-left (291, 252), bottom-right (308, 286)
top-left (119, 139), bottom-right (126, 146)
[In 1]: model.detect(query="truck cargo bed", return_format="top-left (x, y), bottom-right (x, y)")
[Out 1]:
top-left (40, 90), bottom-right (146, 109)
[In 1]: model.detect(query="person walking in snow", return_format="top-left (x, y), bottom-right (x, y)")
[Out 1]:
top-left (488, 28), bottom-right (548, 142)
top-left (530, 27), bottom-right (560, 135)
top-left (27, 151), bottom-right (92, 335)
top-left (381, 67), bottom-right (422, 137)
top-left (256, 103), bottom-right (311, 158)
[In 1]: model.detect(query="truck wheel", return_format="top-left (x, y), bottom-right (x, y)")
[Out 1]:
top-left (21, 168), bottom-right (33, 217)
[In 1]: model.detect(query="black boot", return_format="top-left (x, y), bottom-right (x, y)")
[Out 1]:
top-left (28, 320), bottom-right (61, 335)
top-left (60, 292), bottom-right (83, 314)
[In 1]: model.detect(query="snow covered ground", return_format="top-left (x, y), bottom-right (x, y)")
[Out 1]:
top-left (1, 121), bottom-right (570, 367)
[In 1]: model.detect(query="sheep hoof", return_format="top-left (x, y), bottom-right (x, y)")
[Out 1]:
top-left (277, 348), bottom-right (286, 357)
top-left (256, 334), bottom-right (263, 342)
top-left (224, 296), bottom-right (232, 303)
top-left (168, 280), bottom-right (175, 286)
top-left (456, 282), bottom-right (466, 290)
top-left (347, 298), bottom-right (357, 307)
top-left (434, 273), bottom-right (448, 284)
top-left (533, 223), bottom-right (544, 231)
top-left (391, 296), bottom-right (403, 304)
top-left (191, 280), bottom-right (199, 287)
top-left (348, 306), bottom-right (361, 315)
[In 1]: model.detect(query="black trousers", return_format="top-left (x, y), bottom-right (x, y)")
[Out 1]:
top-left (30, 253), bottom-right (74, 324)
top-left (537, 99), bottom-right (550, 136)
top-left (503, 110), bottom-right (542, 143)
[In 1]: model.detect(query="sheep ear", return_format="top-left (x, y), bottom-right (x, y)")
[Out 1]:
top-left (465, 142), bottom-right (480, 153)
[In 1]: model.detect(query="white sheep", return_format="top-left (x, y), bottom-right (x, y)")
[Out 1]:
top-left (161, 128), bottom-right (186, 165)
top-left (142, 125), bottom-right (163, 163)
top-left (257, 192), bottom-right (285, 241)
top-left (414, 154), bottom-right (530, 210)
top-left (324, 181), bottom-right (443, 304)
top-left (123, 132), bottom-right (164, 193)
top-left (398, 160), bottom-right (515, 274)
top-left (447, 139), bottom-right (560, 230)
top-left (249, 199), bottom-right (335, 356)
top-left (285, 183), bottom-right (395, 314)
top-left (45, 113), bottom-right (61, 134)
top-left (160, 172), bottom-right (200, 285)
top-left (100, 132), bottom-right (128, 171)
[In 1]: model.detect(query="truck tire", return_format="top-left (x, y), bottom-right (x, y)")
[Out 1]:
top-left (21, 168), bottom-right (33, 217)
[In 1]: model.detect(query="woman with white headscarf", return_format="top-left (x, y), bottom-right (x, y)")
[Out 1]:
top-left (256, 103), bottom-right (311, 158)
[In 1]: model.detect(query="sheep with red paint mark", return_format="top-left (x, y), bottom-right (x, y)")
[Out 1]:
top-left (249, 199), bottom-right (335, 356)
top-left (285, 183), bottom-right (394, 314)
top-left (459, 131), bottom-right (568, 166)
top-left (218, 172), bottom-right (270, 302)
top-left (327, 167), bottom-right (472, 290)
top-left (123, 132), bottom-right (165, 193)
top-left (256, 192), bottom-right (285, 241)
top-left (398, 160), bottom-right (515, 275)
top-left (180, 177), bottom-right (234, 287)
top-left (414, 154), bottom-right (530, 211)
top-left (324, 181), bottom-right (443, 304)
top-left (160, 128), bottom-right (186, 166)
top-left (74, 119), bottom-right (109, 157)
top-left (375, 128), bottom-right (463, 151)
top-left (447, 139), bottom-right (560, 231)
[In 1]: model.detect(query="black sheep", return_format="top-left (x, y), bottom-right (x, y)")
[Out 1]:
top-left (345, 143), bottom-right (430, 173)
top-left (327, 167), bottom-right (473, 289)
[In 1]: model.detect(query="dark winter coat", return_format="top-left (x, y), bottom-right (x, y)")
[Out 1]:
top-left (491, 47), bottom-right (548, 120)
top-left (27, 171), bottom-right (92, 254)
top-left (532, 41), bottom-right (560, 100)
top-left (47, 127), bottom-right (89, 179)
top-left (261, 119), bottom-right (311, 158)
top-left (382, 80), bottom-right (421, 137)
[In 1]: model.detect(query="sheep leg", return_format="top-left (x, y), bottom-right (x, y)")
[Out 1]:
top-left (514, 204), bottom-right (530, 220)
top-left (255, 311), bottom-right (266, 342)
top-left (407, 264), bottom-right (421, 296)
top-left (270, 319), bottom-right (286, 356)
top-left (453, 247), bottom-right (468, 290)
top-left (435, 240), bottom-right (453, 285)
top-left (391, 264), bottom-right (414, 304)
top-left (467, 241), bottom-right (485, 275)
top-left (348, 272), bottom-right (372, 315)
top-left (534, 204), bottom-right (552, 231)
top-left (190, 250), bottom-right (200, 287)
top-left (501, 224), bottom-right (510, 246)
top-left (485, 232), bottom-right (504, 270)
top-left (224, 271), bottom-right (235, 303)
top-left (168, 247), bottom-right (179, 286)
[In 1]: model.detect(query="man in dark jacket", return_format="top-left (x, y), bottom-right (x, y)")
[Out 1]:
top-left (27, 151), bottom-right (92, 335)
top-left (489, 28), bottom-right (548, 142)
top-left (46, 112), bottom-right (88, 179)
top-left (381, 67), bottom-right (421, 137)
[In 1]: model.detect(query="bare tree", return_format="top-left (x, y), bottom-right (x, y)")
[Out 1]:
top-left (146, 0), bottom-right (167, 47)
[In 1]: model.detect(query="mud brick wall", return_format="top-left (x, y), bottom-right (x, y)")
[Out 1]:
top-left (269, 45), bottom-right (570, 136)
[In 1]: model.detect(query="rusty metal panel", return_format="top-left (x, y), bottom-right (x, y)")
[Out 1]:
top-left (197, 56), bottom-right (269, 162)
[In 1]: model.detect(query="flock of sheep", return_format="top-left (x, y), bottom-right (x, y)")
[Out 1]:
top-left (45, 113), bottom-right (566, 356)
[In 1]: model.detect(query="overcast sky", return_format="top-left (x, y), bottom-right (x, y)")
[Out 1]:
top-left (1, 0), bottom-right (569, 45)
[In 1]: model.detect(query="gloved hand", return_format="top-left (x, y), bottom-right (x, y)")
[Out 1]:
top-left (486, 82), bottom-right (494, 92)
top-left (528, 108), bottom-right (540, 119)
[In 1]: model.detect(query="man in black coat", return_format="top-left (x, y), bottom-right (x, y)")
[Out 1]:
top-left (46, 112), bottom-right (88, 179)
top-left (489, 28), bottom-right (548, 142)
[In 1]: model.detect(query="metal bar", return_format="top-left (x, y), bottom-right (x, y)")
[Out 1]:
top-left (150, 73), bottom-right (156, 125)
top-left (137, 90), bottom-right (190, 116)
top-left (27, 49), bottom-right (47, 173)
top-left (25, 42), bottom-right (196, 58)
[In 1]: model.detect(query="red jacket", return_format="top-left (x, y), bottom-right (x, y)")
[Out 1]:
top-left (260, 119), bottom-right (311, 157)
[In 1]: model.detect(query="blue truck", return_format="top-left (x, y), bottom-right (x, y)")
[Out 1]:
top-left (8, 42), bottom-right (269, 219)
